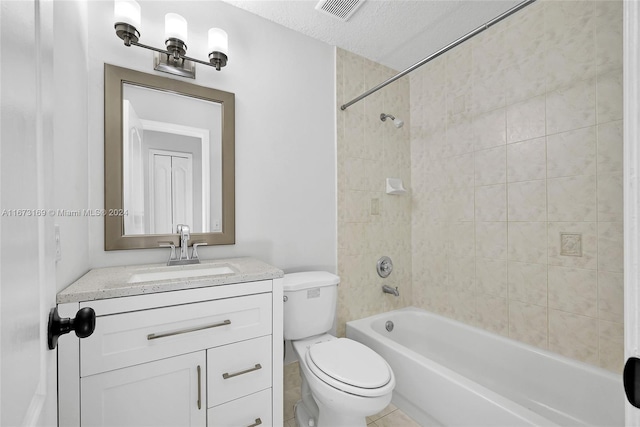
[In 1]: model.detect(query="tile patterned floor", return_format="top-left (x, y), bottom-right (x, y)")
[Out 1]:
top-left (366, 404), bottom-right (421, 427)
top-left (284, 403), bottom-right (420, 427)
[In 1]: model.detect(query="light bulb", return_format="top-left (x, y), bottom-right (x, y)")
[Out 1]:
top-left (165, 13), bottom-right (188, 43)
top-left (114, 0), bottom-right (141, 29)
top-left (208, 28), bottom-right (228, 56)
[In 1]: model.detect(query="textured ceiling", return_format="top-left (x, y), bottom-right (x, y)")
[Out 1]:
top-left (220, 0), bottom-right (522, 71)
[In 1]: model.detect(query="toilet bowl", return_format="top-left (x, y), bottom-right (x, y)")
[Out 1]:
top-left (283, 272), bottom-right (395, 427)
top-left (292, 335), bottom-right (394, 427)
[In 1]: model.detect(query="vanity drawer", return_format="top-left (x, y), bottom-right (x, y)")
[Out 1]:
top-left (81, 293), bottom-right (272, 377)
top-left (207, 388), bottom-right (272, 427)
top-left (207, 335), bottom-right (272, 407)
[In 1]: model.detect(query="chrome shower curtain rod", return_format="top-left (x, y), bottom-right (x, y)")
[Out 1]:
top-left (340, 0), bottom-right (536, 111)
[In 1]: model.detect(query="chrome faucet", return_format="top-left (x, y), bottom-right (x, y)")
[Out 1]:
top-left (159, 224), bottom-right (207, 266)
top-left (382, 285), bottom-right (399, 297)
top-left (177, 224), bottom-right (191, 260)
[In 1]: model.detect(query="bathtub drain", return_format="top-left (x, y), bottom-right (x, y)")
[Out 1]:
top-left (385, 321), bottom-right (394, 332)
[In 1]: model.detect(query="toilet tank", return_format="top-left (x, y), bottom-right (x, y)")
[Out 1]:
top-left (283, 272), bottom-right (340, 340)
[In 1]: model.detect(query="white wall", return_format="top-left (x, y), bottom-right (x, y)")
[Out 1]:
top-left (85, 1), bottom-right (337, 273)
top-left (53, 0), bottom-right (90, 291)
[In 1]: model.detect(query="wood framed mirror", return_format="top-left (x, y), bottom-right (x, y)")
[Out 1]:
top-left (104, 64), bottom-right (235, 250)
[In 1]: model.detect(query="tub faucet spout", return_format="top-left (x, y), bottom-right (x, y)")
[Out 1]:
top-left (382, 285), bottom-right (399, 297)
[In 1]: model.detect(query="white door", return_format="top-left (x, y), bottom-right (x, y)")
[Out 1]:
top-left (81, 351), bottom-right (206, 427)
top-left (149, 151), bottom-right (193, 234)
top-left (624, 0), bottom-right (640, 425)
top-left (171, 155), bottom-right (194, 231)
top-left (0, 0), bottom-right (57, 425)
top-left (150, 154), bottom-right (173, 234)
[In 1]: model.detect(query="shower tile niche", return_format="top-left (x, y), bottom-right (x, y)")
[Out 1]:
top-left (560, 233), bottom-right (582, 257)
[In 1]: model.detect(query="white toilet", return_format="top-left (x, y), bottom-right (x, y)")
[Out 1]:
top-left (283, 272), bottom-right (395, 427)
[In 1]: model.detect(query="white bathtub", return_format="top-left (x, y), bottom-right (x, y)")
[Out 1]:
top-left (346, 307), bottom-right (624, 427)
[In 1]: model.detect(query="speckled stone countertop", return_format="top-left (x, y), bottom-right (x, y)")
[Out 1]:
top-left (57, 257), bottom-right (284, 304)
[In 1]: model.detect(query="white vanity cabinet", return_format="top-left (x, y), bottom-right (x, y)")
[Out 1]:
top-left (57, 259), bottom-right (283, 427)
top-left (81, 351), bottom-right (206, 426)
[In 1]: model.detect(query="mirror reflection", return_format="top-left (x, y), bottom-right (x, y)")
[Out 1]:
top-left (122, 84), bottom-right (222, 235)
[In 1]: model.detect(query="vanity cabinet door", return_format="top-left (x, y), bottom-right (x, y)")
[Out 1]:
top-left (81, 351), bottom-right (206, 427)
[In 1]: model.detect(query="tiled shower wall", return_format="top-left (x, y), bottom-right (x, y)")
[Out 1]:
top-left (410, 0), bottom-right (623, 372)
top-left (336, 48), bottom-right (412, 337)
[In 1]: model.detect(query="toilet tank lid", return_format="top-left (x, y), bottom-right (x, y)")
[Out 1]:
top-left (283, 271), bottom-right (340, 291)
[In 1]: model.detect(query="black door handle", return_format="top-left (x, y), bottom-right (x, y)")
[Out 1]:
top-left (47, 306), bottom-right (96, 350)
top-left (624, 357), bottom-right (640, 408)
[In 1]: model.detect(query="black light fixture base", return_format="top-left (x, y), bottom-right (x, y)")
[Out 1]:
top-left (165, 37), bottom-right (187, 58)
top-left (208, 51), bottom-right (228, 71)
top-left (114, 22), bottom-right (139, 46)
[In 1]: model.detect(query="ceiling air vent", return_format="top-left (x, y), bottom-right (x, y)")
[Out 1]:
top-left (315, 0), bottom-right (366, 22)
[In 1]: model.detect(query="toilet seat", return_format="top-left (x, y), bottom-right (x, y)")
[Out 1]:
top-left (305, 338), bottom-right (394, 397)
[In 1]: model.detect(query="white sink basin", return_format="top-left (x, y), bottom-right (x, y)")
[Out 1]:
top-left (128, 264), bottom-right (235, 284)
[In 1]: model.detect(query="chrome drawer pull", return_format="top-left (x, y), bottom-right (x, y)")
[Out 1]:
top-left (222, 363), bottom-right (262, 379)
top-left (247, 418), bottom-right (262, 427)
top-left (197, 365), bottom-right (202, 410)
top-left (147, 319), bottom-right (231, 340)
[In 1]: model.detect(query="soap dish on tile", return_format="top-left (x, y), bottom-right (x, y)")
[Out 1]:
top-left (386, 178), bottom-right (407, 195)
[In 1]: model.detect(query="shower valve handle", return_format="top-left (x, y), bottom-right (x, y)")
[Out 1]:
top-left (377, 256), bottom-right (393, 278)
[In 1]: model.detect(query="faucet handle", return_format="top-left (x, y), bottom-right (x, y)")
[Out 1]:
top-left (159, 241), bottom-right (177, 264)
top-left (192, 242), bottom-right (207, 260)
top-left (376, 256), bottom-right (393, 278)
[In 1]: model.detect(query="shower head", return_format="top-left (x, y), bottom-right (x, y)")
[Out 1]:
top-left (380, 113), bottom-right (404, 128)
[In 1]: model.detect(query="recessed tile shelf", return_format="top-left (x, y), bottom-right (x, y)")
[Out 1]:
top-left (560, 233), bottom-right (582, 257)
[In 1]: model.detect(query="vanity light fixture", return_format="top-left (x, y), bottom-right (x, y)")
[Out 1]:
top-left (113, 0), bottom-right (229, 79)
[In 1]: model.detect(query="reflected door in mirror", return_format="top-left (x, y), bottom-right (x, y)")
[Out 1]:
top-left (122, 83), bottom-right (222, 235)
top-left (149, 151), bottom-right (193, 234)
